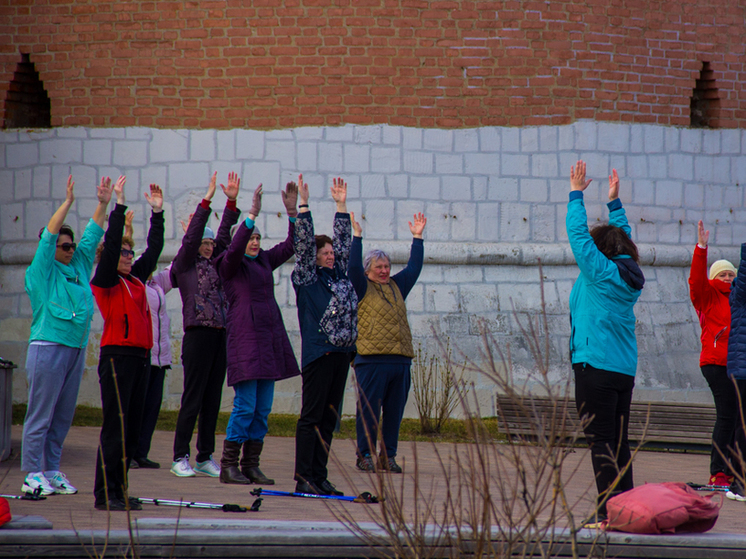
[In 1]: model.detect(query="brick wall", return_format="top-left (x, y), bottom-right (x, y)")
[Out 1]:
top-left (2, 0), bottom-right (746, 129)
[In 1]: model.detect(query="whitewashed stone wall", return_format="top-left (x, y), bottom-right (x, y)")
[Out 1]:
top-left (1, 122), bottom-right (745, 417)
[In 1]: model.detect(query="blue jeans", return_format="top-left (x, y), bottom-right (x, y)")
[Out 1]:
top-left (355, 362), bottom-right (411, 458)
top-left (225, 379), bottom-right (275, 443)
top-left (22, 343), bottom-right (85, 473)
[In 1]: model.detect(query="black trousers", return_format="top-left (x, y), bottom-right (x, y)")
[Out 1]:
top-left (94, 353), bottom-right (150, 505)
top-left (730, 379), bottom-right (746, 480)
top-left (135, 364), bottom-right (168, 460)
top-left (701, 365), bottom-right (739, 476)
top-left (173, 327), bottom-right (227, 462)
top-left (294, 352), bottom-right (351, 485)
top-left (574, 363), bottom-right (635, 516)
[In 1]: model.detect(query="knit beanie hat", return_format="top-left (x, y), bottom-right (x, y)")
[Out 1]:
top-left (250, 227), bottom-right (261, 238)
top-left (202, 226), bottom-right (215, 240)
top-left (709, 259), bottom-right (737, 280)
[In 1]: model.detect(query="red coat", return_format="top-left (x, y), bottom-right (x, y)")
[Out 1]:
top-left (92, 276), bottom-right (153, 351)
top-left (689, 244), bottom-right (731, 367)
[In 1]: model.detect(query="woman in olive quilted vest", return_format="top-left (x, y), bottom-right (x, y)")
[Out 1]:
top-left (348, 212), bottom-right (427, 474)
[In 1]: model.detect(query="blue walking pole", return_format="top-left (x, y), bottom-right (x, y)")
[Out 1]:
top-left (250, 487), bottom-right (380, 503)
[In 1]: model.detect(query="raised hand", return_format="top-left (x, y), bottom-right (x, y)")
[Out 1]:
top-left (113, 175), bottom-right (126, 205)
top-left (65, 175), bottom-right (75, 204)
top-left (330, 177), bottom-right (347, 206)
top-left (144, 183), bottom-right (163, 213)
top-left (608, 169), bottom-right (620, 201)
top-left (125, 210), bottom-right (135, 238)
top-left (281, 181), bottom-right (298, 217)
top-left (408, 212), bottom-right (427, 239)
top-left (697, 220), bottom-right (709, 248)
top-left (298, 174), bottom-right (309, 208)
top-left (96, 176), bottom-right (113, 205)
top-left (221, 171), bottom-right (240, 201)
top-left (570, 161), bottom-right (592, 192)
top-left (180, 212), bottom-right (194, 234)
top-left (350, 211), bottom-right (362, 237)
top-left (205, 171), bottom-right (217, 201)
top-left (249, 184), bottom-right (263, 218)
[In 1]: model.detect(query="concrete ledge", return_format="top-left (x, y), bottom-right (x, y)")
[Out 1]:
top-left (0, 240), bottom-right (738, 268)
top-left (1, 521), bottom-right (745, 558)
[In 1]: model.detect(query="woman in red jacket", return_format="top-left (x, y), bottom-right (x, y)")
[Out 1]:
top-left (90, 178), bottom-right (164, 511)
top-left (689, 220), bottom-right (737, 489)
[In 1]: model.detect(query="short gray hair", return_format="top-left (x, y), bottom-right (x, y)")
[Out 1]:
top-left (364, 249), bottom-right (390, 273)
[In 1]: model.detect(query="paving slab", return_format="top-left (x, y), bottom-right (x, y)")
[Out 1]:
top-left (0, 424), bottom-right (744, 554)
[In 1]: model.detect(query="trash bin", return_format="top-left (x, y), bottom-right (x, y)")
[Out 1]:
top-left (0, 359), bottom-right (17, 462)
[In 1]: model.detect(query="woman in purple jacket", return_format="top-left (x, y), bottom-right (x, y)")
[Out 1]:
top-left (169, 172), bottom-right (240, 478)
top-left (215, 181), bottom-right (301, 484)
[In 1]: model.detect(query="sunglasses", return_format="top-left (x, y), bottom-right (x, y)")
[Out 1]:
top-left (56, 242), bottom-right (77, 252)
top-left (120, 249), bottom-right (135, 258)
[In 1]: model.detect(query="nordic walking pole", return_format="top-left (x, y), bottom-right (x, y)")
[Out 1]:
top-left (250, 487), bottom-right (380, 504)
top-left (135, 497), bottom-right (262, 512)
top-left (1, 491), bottom-right (46, 502)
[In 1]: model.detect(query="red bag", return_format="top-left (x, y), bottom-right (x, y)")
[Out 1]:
top-left (605, 482), bottom-right (721, 534)
top-left (0, 498), bottom-right (10, 527)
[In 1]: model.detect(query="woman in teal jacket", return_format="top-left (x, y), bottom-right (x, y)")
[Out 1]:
top-left (567, 161), bottom-right (644, 521)
top-left (22, 175), bottom-right (114, 497)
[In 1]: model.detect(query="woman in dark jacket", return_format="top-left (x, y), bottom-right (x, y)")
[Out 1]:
top-left (216, 182), bottom-right (301, 484)
top-left (292, 175), bottom-right (357, 496)
top-left (169, 172), bottom-right (240, 479)
top-left (724, 243), bottom-right (746, 501)
top-left (90, 178), bottom-right (164, 511)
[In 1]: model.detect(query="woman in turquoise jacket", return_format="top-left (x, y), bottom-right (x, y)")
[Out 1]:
top-left (22, 175), bottom-right (114, 497)
top-left (567, 161), bottom-right (644, 521)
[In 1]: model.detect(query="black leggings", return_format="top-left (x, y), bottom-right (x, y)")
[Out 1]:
top-left (701, 365), bottom-right (739, 476)
top-left (574, 363), bottom-right (635, 516)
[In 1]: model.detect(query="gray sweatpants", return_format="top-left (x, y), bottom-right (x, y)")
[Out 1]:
top-left (22, 343), bottom-right (85, 473)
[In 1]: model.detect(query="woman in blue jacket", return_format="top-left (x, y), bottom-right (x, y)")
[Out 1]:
top-left (292, 175), bottom-right (357, 496)
top-left (725, 244), bottom-right (746, 501)
top-left (567, 161), bottom-right (644, 521)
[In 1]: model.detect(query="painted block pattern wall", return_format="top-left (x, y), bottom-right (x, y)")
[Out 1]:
top-left (2, 0), bottom-right (746, 129)
top-left (1, 121), bottom-right (745, 416)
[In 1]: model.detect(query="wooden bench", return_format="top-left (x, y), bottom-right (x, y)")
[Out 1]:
top-left (495, 394), bottom-right (716, 451)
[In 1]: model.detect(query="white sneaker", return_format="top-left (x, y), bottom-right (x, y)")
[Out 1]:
top-left (726, 490), bottom-right (746, 502)
top-left (170, 455), bottom-right (196, 477)
top-left (194, 456), bottom-right (221, 477)
top-left (22, 472), bottom-right (54, 496)
top-left (45, 471), bottom-right (78, 495)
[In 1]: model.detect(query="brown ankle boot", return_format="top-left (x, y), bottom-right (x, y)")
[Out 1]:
top-left (241, 440), bottom-right (275, 485)
top-left (219, 440), bottom-right (251, 484)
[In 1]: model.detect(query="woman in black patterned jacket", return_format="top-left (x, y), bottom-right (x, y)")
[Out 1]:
top-left (291, 175), bottom-right (357, 497)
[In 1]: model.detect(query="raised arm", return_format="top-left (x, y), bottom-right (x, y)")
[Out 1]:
top-left (46, 175), bottom-right (75, 235)
top-left (330, 177), bottom-right (351, 269)
top-left (391, 213), bottom-right (426, 299)
top-left (131, 184), bottom-right (165, 282)
top-left (172, 176), bottom-right (216, 274)
top-left (91, 177), bottom-right (128, 288)
top-left (347, 212), bottom-right (367, 299)
top-left (214, 172), bottom-right (242, 257)
top-left (606, 169), bottom-right (632, 237)
top-left (566, 161), bottom-right (619, 283)
top-left (265, 186), bottom-right (297, 270)
top-left (689, 220), bottom-right (713, 310)
top-left (291, 176), bottom-right (317, 286)
top-left (92, 176), bottom-right (115, 228)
